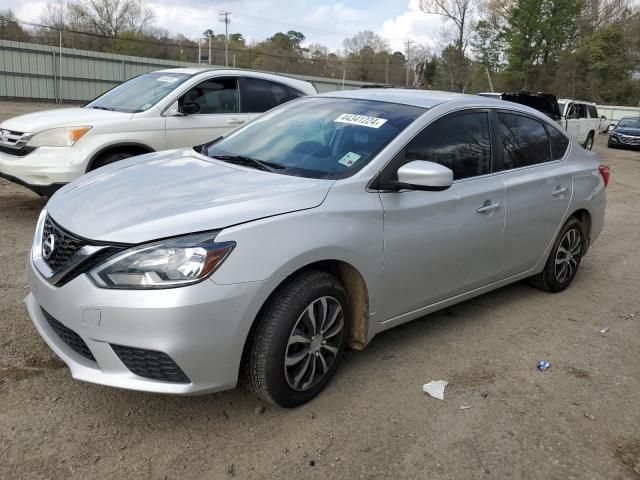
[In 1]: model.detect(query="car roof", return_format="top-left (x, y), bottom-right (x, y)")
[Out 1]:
top-left (319, 88), bottom-right (553, 113)
top-left (154, 67), bottom-right (315, 92)
top-left (558, 98), bottom-right (596, 105)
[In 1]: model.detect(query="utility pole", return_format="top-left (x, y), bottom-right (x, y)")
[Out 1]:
top-left (219, 11), bottom-right (231, 67)
top-left (198, 38), bottom-right (201, 65)
top-left (208, 35), bottom-right (212, 65)
top-left (404, 40), bottom-right (414, 87)
top-left (385, 53), bottom-right (389, 85)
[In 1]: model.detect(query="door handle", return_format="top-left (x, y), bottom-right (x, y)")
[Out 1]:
top-left (552, 186), bottom-right (568, 197)
top-left (476, 201), bottom-right (501, 213)
top-left (227, 119), bottom-right (245, 125)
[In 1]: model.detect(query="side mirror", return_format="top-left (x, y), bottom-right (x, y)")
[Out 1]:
top-left (179, 102), bottom-right (200, 115)
top-left (388, 160), bottom-right (453, 191)
top-left (600, 115), bottom-right (607, 121)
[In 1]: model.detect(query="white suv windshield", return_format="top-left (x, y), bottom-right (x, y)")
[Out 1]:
top-left (86, 72), bottom-right (190, 113)
top-left (205, 97), bottom-right (425, 179)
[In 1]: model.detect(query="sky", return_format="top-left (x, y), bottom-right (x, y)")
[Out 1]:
top-left (6, 0), bottom-right (451, 53)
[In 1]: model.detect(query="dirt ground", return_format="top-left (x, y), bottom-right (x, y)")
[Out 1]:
top-left (1, 101), bottom-right (639, 480)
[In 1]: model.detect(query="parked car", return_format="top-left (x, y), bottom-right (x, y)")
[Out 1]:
top-left (557, 99), bottom-right (600, 150)
top-left (0, 68), bottom-right (316, 196)
top-left (608, 117), bottom-right (640, 149)
top-left (26, 90), bottom-right (608, 407)
top-left (478, 91), bottom-right (562, 122)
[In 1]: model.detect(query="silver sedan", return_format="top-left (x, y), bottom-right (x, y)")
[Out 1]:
top-left (26, 89), bottom-right (608, 407)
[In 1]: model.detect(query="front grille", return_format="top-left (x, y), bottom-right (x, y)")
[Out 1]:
top-left (0, 145), bottom-right (36, 157)
top-left (42, 215), bottom-right (86, 271)
top-left (619, 134), bottom-right (640, 145)
top-left (111, 345), bottom-right (190, 383)
top-left (41, 308), bottom-right (96, 362)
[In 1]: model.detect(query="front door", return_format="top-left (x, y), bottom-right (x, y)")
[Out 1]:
top-left (165, 76), bottom-right (248, 149)
top-left (377, 110), bottom-right (506, 321)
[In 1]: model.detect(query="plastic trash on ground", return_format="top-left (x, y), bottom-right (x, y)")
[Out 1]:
top-left (422, 380), bottom-right (448, 400)
top-left (537, 360), bottom-right (551, 371)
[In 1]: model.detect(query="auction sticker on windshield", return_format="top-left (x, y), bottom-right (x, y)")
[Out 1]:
top-left (335, 114), bottom-right (388, 129)
top-left (338, 152), bottom-right (362, 167)
top-left (157, 76), bottom-right (180, 83)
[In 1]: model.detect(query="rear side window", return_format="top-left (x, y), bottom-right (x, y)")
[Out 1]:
top-left (240, 78), bottom-right (302, 113)
top-left (403, 111), bottom-right (491, 180)
top-left (497, 112), bottom-right (551, 169)
top-left (587, 105), bottom-right (598, 118)
top-left (547, 125), bottom-right (570, 160)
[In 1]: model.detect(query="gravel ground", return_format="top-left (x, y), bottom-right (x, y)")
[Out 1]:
top-left (1, 101), bottom-right (639, 480)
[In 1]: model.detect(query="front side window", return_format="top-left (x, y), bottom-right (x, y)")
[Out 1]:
top-left (179, 77), bottom-right (239, 114)
top-left (497, 112), bottom-right (551, 169)
top-left (86, 72), bottom-right (190, 113)
top-left (240, 77), bottom-right (302, 113)
top-left (205, 97), bottom-right (425, 179)
top-left (402, 111), bottom-right (492, 180)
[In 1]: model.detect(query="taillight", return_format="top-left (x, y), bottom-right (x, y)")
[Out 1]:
top-left (598, 164), bottom-right (610, 187)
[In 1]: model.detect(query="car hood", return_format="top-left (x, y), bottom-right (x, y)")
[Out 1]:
top-left (0, 107), bottom-right (132, 133)
top-left (46, 149), bottom-right (333, 244)
top-left (614, 127), bottom-right (640, 136)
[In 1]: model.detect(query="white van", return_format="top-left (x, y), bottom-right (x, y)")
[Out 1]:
top-left (557, 100), bottom-right (600, 150)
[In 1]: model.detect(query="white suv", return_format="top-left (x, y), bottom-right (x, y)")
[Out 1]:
top-left (0, 68), bottom-right (316, 195)
top-left (557, 99), bottom-right (600, 150)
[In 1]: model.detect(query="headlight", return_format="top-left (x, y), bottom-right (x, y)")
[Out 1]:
top-left (26, 126), bottom-right (91, 147)
top-left (89, 232), bottom-right (234, 289)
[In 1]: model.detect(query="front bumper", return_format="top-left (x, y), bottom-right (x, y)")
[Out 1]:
top-left (608, 134), bottom-right (640, 148)
top-left (26, 256), bottom-right (268, 395)
top-left (0, 146), bottom-right (87, 195)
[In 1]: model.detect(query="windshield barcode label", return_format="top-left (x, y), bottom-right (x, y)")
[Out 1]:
top-left (334, 114), bottom-right (388, 129)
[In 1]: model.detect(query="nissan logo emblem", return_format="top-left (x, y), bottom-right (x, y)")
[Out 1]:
top-left (42, 234), bottom-right (56, 260)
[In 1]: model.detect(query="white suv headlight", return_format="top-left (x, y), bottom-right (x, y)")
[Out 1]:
top-left (89, 232), bottom-right (235, 289)
top-left (26, 126), bottom-right (92, 147)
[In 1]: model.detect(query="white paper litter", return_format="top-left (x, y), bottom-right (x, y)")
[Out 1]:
top-left (599, 327), bottom-right (609, 334)
top-left (422, 380), bottom-right (449, 400)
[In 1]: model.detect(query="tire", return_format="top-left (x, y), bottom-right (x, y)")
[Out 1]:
top-left (583, 133), bottom-right (594, 151)
top-left (90, 151), bottom-right (134, 171)
top-left (247, 270), bottom-right (350, 407)
top-left (529, 217), bottom-right (585, 293)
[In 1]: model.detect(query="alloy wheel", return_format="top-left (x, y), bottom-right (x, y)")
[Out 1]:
top-left (554, 228), bottom-right (581, 283)
top-left (284, 296), bottom-right (345, 391)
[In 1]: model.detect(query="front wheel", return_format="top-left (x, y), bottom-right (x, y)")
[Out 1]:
top-left (529, 217), bottom-right (585, 293)
top-left (247, 271), bottom-right (350, 407)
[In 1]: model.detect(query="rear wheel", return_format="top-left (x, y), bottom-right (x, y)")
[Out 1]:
top-left (584, 133), bottom-right (594, 151)
top-left (247, 271), bottom-right (350, 407)
top-left (529, 217), bottom-right (585, 293)
top-left (90, 151), bottom-right (134, 171)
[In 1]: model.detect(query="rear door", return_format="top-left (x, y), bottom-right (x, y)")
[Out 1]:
top-left (165, 76), bottom-right (248, 148)
top-left (240, 77), bottom-right (306, 122)
top-left (377, 110), bottom-right (506, 320)
top-left (496, 111), bottom-right (573, 277)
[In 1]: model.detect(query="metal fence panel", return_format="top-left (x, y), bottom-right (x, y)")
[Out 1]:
top-left (0, 39), bottom-right (369, 102)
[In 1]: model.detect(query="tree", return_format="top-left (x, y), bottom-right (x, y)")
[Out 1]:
top-left (67, 0), bottom-right (153, 36)
top-left (343, 30), bottom-right (389, 55)
top-left (0, 9), bottom-right (30, 42)
top-left (420, 0), bottom-right (474, 52)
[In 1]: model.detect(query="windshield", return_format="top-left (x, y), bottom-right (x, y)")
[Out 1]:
top-left (617, 118), bottom-right (640, 129)
top-left (205, 97), bottom-right (425, 179)
top-left (86, 72), bottom-right (190, 113)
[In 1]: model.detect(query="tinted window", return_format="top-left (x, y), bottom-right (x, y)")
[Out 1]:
top-left (547, 125), bottom-right (570, 160)
top-left (587, 105), bottom-right (598, 118)
top-left (207, 97), bottom-right (424, 179)
top-left (577, 104), bottom-right (588, 119)
top-left (497, 113), bottom-right (551, 169)
top-left (241, 78), bottom-right (301, 113)
top-left (180, 77), bottom-right (239, 114)
top-left (403, 112), bottom-right (492, 180)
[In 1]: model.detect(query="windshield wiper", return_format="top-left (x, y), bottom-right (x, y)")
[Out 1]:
top-left (212, 154), bottom-right (285, 173)
top-left (90, 106), bottom-right (114, 111)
